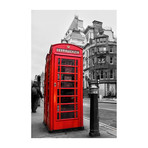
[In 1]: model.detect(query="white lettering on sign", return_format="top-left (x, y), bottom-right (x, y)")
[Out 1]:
top-left (56, 48), bottom-right (79, 54)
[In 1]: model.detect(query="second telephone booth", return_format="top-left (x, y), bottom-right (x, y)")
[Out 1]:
top-left (44, 43), bottom-right (84, 132)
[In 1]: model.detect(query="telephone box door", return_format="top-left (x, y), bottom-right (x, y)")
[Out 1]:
top-left (53, 56), bottom-right (83, 130)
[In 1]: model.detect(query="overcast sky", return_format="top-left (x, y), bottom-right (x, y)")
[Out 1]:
top-left (31, 10), bottom-right (116, 80)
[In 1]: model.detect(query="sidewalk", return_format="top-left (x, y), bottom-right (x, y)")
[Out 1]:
top-left (84, 97), bottom-right (117, 104)
top-left (31, 100), bottom-right (116, 138)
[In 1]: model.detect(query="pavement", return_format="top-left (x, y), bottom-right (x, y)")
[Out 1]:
top-left (99, 98), bottom-right (117, 104)
top-left (31, 99), bottom-right (116, 138)
top-left (84, 96), bottom-right (117, 104)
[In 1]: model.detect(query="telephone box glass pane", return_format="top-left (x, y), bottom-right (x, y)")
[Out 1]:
top-left (61, 104), bottom-right (74, 111)
top-left (61, 67), bottom-right (74, 73)
top-left (76, 112), bottom-right (78, 118)
top-left (76, 60), bottom-right (78, 66)
top-left (57, 113), bottom-right (59, 119)
top-left (57, 97), bottom-right (59, 103)
top-left (57, 89), bottom-right (59, 95)
top-left (58, 66), bottom-right (60, 72)
top-left (57, 74), bottom-right (60, 80)
top-left (61, 97), bottom-right (74, 103)
top-left (61, 89), bottom-right (74, 95)
top-left (76, 104), bottom-right (78, 110)
top-left (61, 112), bottom-right (74, 119)
top-left (61, 82), bottom-right (74, 88)
top-left (61, 59), bottom-right (75, 66)
top-left (58, 58), bottom-right (60, 65)
top-left (61, 74), bottom-right (74, 80)
top-left (57, 105), bottom-right (59, 111)
top-left (76, 74), bottom-right (78, 80)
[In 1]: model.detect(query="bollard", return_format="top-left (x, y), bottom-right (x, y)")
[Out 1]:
top-left (88, 80), bottom-right (100, 137)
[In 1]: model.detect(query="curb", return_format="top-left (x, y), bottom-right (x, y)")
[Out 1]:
top-left (84, 98), bottom-right (117, 104)
top-left (99, 101), bottom-right (117, 104)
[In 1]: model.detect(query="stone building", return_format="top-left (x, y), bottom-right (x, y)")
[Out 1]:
top-left (61, 15), bottom-right (86, 48)
top-left (61, 16), bottom-right (117, 99)
top-left (83, 20), bottom-right (117, 98)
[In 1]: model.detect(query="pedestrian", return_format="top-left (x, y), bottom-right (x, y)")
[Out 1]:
top-left (31, 81), bottom-right (43, 113)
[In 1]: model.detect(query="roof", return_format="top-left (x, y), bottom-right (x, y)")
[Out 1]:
top-left (68, 16), bottom-right (84, 31)
top-left (70, 30), bottom-right (85, 40)
top-left (83, 26), bottom-right (94, 34)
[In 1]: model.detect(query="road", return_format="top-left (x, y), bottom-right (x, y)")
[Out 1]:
top-left (83, 98), bottom-right (117, 128)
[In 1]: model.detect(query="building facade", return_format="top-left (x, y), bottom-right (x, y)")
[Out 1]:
top-left (61, 16), bottom-right (86, 48)
top-left (61, 17), bottom-right (117, 99)
top-left (83, 21), bottom-right (117, 98)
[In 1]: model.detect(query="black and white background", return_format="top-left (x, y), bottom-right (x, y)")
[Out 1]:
top-left (0, 0), bottom-right (148, 148)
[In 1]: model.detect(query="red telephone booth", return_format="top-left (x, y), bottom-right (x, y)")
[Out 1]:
top-left (43, 54), bottom-right (50, 125)
top-left (44, 43), bottom-right (84, 132)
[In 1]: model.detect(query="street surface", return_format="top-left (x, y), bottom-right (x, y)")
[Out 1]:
top-left (31, 99), bottom-right (116, 138)
top-left (83, 98), bottom-right (117, 128)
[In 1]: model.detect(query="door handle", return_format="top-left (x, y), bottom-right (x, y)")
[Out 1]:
top-left (54, 82), bottom-right (56, 87)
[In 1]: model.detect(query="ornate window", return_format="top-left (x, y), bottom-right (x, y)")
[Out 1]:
top-left (110, 57), bottom-right (113, 64)
top-left (98, 57), bottom-right (105, 63)
top-left (110, 69), bottom-right (113, 78)
top-left (110, 46), bottom-right (113, 53)
top-left (101, 70), bottom-right (104, 79)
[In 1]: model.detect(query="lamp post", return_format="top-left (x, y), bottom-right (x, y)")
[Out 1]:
top-left (88, 79), bottom-right (100, 137)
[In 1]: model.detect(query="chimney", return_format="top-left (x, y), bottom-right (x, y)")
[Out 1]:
top-left (92, 20), bottom-right (104, 38)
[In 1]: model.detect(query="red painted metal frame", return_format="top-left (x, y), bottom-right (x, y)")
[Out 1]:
top-left (43, 54), bottom-right (50, 125)
top-left (44, 43), bottom-right (83, 131)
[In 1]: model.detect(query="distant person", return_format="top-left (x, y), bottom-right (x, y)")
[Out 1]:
top-left (31, 81), bottom-right (43, 113)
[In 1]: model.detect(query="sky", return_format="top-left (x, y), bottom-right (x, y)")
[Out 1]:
top-left (31, 10), bottom-right (116, 80)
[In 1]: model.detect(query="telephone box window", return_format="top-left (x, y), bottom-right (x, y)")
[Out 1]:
top-left (57, 105), bottom-right (59, 111)
top-left (58, 66), bottom-right (60, 72)
top-left (57, 74), bottom-right (60, 80)
top-left (61, 66), bottom-right (74, 73)
top-left (57, 89), bottom-right (59, 95)
top-left (76, 104), bottom-right (78, 110)
top-left (58, 58), bottom-right (60, 65)
top-left (57, 113), bottom-right (59, 119)
top-left (76, 67), bottom-right (78, 73)
top-left (61, 97), bottom-right (74, 103)
top-left (61, 59), bottom-right (75, 66)
top-left (61, 89), bottom-right (74, 95)
top-left (76, 60), bottom-right (78, 66)
top-left (61, 112), bottom-right (74, 119)
top-left (61, 104), bottom-right (74, 111)
top-left (76, 112), bottom-right (78, 118)
top-left (57, 97), bottom-right (59, 103)
top-left (76, 75), bottom-right (78, 80)
top-left (76, 89), bottom-right (78, 95)
top-left (61, 74), bottom-right (74, 80)
top-left (61, 82), bottom-right (74, 88)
